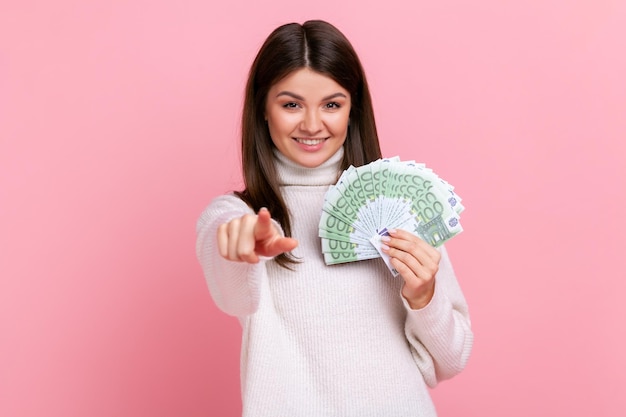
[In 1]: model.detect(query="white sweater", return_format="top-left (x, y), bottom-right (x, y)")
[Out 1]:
top-left (196, 148), bottom-right (473, 417)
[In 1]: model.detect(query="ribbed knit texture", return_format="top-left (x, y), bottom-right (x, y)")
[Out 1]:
top-left (196, 148), bottom-right (473, 417)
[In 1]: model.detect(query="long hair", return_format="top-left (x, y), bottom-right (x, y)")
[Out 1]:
top-left (235, 20), bottom-right (382, 268)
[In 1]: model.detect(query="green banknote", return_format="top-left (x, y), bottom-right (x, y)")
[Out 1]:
top-left (319, 157), bottom-right (464, 270)
top-left (323, 250), bottom-right (381, 265)
top-left (321, 238), bottom-right (380, 265)
top-left (391, 163), bottom-right (463, 247)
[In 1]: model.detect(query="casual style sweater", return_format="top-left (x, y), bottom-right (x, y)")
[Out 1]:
top-left (196, 147), bottom-right (473, 417)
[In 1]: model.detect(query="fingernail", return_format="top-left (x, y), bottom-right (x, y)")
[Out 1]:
top-left (381, 236), bottom-right (391, 243)
top-left (381, 244), bottom-right (390, 251)
top-left (388, 229), bottom-right (397, 234)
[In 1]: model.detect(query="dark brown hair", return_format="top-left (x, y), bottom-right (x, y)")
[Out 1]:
top-left (235, 20), bottom-right (382, 267)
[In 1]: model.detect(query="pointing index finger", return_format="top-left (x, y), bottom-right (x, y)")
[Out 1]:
top-left (254, 207), bottom-right (274, 241)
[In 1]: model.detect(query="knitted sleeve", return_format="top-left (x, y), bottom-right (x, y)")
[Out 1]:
top-left (195, 194), bottom-right (273, 317)
top-left (402, 245), bottom-right (474, 387)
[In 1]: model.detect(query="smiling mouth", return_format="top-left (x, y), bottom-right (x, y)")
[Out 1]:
top-left (295, 138), bottom-right (326, 145)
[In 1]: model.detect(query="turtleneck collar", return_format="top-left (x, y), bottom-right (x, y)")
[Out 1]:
top-left (274, 147), bottom-right (344, 186)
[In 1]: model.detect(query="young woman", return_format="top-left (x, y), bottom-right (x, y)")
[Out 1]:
top-left (196, 20), bottom-right (473, 417)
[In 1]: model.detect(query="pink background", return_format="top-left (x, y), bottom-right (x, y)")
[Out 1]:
top-left (2, 1), bottom-right (625, 416)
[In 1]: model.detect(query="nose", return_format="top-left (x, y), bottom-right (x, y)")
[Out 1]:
top-left (300, 109), bottom-right (323, 134)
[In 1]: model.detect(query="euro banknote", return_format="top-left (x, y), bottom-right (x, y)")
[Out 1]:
top-left (318, 157), bottom-right (464, 272)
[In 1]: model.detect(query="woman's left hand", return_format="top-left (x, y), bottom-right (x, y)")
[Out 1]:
top-left (381, 229), bottom-right (441, 310)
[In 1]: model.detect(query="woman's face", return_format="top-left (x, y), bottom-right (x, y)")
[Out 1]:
top-left (265, 68), bottom-right (351, 168)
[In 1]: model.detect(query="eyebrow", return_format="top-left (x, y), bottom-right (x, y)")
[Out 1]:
top-left (275, 91), bottom-right (348, 101)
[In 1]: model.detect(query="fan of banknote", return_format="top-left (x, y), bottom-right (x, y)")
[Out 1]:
top-left (318, 157), bottom-right (464, 275)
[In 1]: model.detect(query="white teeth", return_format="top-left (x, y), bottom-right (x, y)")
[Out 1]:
top-left (296, 138), bottom-right (324, 145)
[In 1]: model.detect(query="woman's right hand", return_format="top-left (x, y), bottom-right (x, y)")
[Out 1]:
top-left (216, 207), bottom-right (298, 263)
